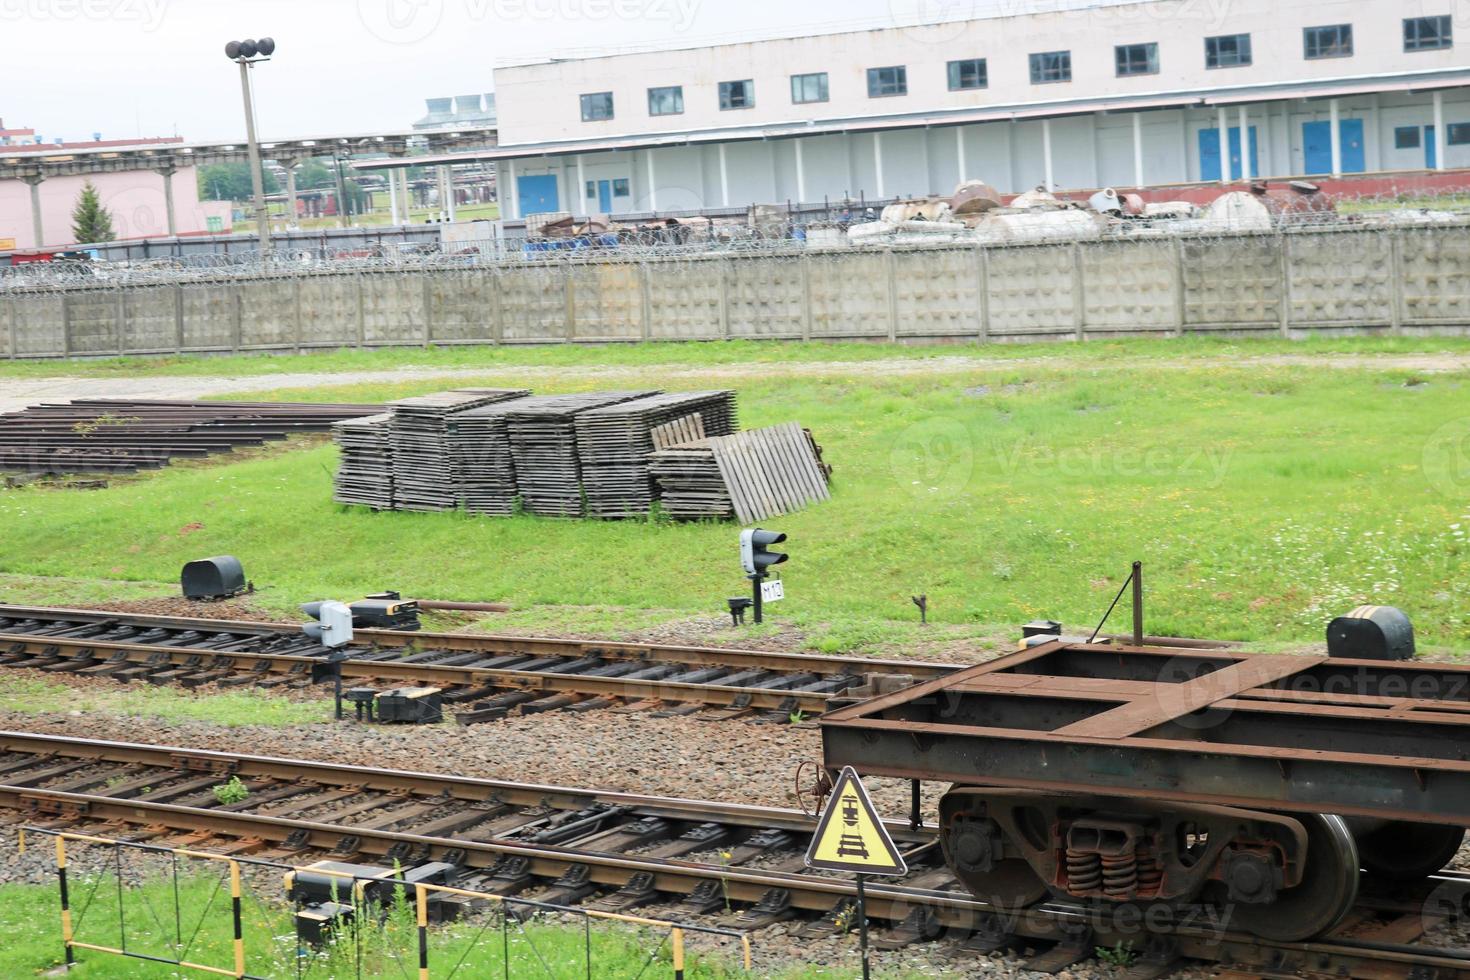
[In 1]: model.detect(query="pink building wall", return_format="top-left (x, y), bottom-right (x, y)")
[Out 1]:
top-left (0, 167), bottom-right (232, 250)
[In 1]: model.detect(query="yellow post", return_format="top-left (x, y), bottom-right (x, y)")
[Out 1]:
top-left (56, 836), bottom-right (75, 966)
top-left (742, 935), bottom-right (753, 971)
top-left (229, 860), bottom-right (245, 979)
top-left (672, 927), bottom-right (685, 980)
top-left (416, 883), bottom-right (430, 980)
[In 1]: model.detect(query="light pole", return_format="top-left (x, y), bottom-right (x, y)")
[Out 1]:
top-left (224, 37), bottom-right (276, 254)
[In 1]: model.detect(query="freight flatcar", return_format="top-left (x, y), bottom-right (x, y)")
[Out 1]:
top-left (819, 607), bottom-right (1469, 941)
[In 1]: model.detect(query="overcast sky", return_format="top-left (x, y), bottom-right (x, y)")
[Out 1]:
top-left (1, 0), bottom-right (1134, 143)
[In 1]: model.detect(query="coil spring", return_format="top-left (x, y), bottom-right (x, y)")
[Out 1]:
top-left (1101, 853), bottom-right (1139, 897)
top-left (1136, 850), bottom-right (1163, 895)
top-left (1065, 848), bottom-right (1102, 891)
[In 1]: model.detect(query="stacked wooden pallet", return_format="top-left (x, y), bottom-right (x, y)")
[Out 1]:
top-left (331, 413), bottom-right (395, 510)
top-left (647, 423), bottom-right (831, 523)
top-left (389, 389), bottom-right (530, 512)
top-left (448, 394), bottom-right (585, 516)
top-left (505, 391), bottom-right (659, 517)
top-left (574, 391), bottom-right (739, 519)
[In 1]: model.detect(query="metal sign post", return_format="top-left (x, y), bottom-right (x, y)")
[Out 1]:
top-left (804, 766), bottom-right (908, 979)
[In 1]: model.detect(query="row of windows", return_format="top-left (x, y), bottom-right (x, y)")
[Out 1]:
top-left (579, 15), bottom-right (1457, 122)
top-left (1395, 123), bottom-right (1470, 148)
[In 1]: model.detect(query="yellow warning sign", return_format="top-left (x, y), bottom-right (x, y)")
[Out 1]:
top-left (804, 767), bottom-right (908, 876)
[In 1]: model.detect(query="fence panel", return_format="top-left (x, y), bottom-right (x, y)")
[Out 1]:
top-left (1180, 235), bottom-right (1282, 334)
top-left (121, 285), bottom-right (179, 353)
top-left (1401, 225), bottom-right (1470, 329)
top-left (1287, 229), bottom-right (1394, 334)
top-left (361, 272), bottom-right (428, 346)
top-left (726, 253), bottom-right (805, 339)
top-left (297, 274), bottom-right (359, 349)
top-left (571, 261), bottom-right (643, 342)
top-left (985, 243), bottom-right (1076, 340)
top-left (180, 283), bottom-right (239, 351)
top-left (645, 256), bottom-right (722, 340)
top-left (894, 247), bottom-right (983, 339)
top-left (1080, 239), bottom-right (1178, 337)
top-left (810, 250), bottom-right (891, 339)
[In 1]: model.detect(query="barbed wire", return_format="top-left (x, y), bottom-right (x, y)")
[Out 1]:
top-left (2, 187), bottom-right (1467, 296)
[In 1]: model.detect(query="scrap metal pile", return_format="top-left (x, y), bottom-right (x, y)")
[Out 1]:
top-left (333, 388), bottom-right (832, 521)
top-left (0, 398), bottom-right (383, 477)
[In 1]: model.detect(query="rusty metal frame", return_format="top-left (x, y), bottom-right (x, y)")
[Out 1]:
top-left (820, 641), bottom-right (1470, 825)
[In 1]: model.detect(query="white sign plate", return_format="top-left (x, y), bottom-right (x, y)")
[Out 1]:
top-left (760, 580), bottom-right (785, 603)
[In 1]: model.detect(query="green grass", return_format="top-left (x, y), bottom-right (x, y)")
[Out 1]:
top-left (2, 354), bottom-right (1468, 654)
top-left (0, 873), bottom-right (793, 978)
top-left (0, 674), bottom-right (326, 727)
top-left (1, 334), bottom-right (1469, 380)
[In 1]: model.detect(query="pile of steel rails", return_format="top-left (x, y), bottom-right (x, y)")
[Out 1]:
top-left (0, 398), bottom-right (382, 476)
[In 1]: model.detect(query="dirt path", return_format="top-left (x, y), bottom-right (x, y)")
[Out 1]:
top-left (2, 351), bottom-right (1467, 413)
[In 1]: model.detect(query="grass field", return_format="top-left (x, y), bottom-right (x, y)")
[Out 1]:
top-left (2, 340), bottom-right (1467, 655)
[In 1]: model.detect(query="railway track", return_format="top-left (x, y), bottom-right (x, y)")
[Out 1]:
top-left (0, 604), bottom-right (955, 723)
top-left (4, 731), bottom-right (1470, 978)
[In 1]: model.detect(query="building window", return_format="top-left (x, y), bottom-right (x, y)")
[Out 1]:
top-left (790, 72), bottom-right (829, 104)
top-left (1205, 33), bottom-right (1252, 68)
top-left (1395, 126), bottom-right (1422, 149)
top-left (585, 180), bottom-right (596, 199)
top-left (580, 92), bottom-right (614, 121)
top-left (1404, 15), bottom-right (1452, 51)
top-left (1450, 123), bottom-right (1470, 145)
top-left (1029, 50), bottom-right (1072, 84)
top-left (1114, 42), bottom-right (1158, 76)
top-left (647, 86), bottom-right (683, 116)
top-left (612, 179), bottom-right (630, 197)
top-left (867, 66), bottom-right (908, 97)
top-left (719, 79), bottom-right (754, 110)
top-left (1303, 24), bottom-right (1353, 59)
top-left (947, 58), bottom-right (987, 90)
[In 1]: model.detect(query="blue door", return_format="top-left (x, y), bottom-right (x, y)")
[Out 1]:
top-left (516, 174), bottom-right (559, 216)
top-left (1198, 127), bottom-right (1259, 181)
top-left (1303, 119), bottom-right (1366, 175)
top-left (597, 180), bottom-right (613, 212)
top-left (1426, 126), bottom-right (1438, 169)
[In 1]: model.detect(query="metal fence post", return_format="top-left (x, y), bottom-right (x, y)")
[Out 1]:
top-left (415, 883), bottom-right (430, 980)
top-left (56, 836), bottom-right (75, 967)
top-left (229, 860), bottom-right (245, 979)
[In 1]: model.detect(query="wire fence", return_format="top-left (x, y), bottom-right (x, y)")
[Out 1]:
top-left (23, 827), bottom-right (752, 980)
top-left (3, 186), bottom-right (1469, 296)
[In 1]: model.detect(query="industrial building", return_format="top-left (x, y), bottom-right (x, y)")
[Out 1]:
top-left (397, 0), bottom-right (1470, 222)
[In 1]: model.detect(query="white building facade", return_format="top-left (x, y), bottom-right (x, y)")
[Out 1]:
top-left (483, 0), bottom-right (1470, 219)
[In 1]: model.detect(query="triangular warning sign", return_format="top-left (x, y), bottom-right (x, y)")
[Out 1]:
top-left (804, 767), bottom-right (908, 876)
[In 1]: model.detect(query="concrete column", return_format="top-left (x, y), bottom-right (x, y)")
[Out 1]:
top-left (576, 156), bottom-right (587, 217)
top-left (1433, 90), bottom-right (1447, 172)
top-left (399, 169), bottom-right (411, 220)
top-left (157, 167), bottom-right (178, 237)
top-left (1238, 106), bottom-right (1252, 181)
top-left (285, 164), bottom-right (300, 229)
top-left (718, 144), bottom-right (730, 207)
top-left (23, 175), bottom-right (43, 248)
top-left (1132, 113), bottom-right (1144, 187)
top-left (387, 166), bottom-right (400, 225)
top-left (1329, 98), bottom-right (1342, 178)
top-left (794, 139), bottom-right (807, 205)
top-left (504, 160), bottom-right (518, 220)
top-left (956, 126), bottom-right (968, 184)
top-left (1217, 107), bottom-right (1230, 183)
top-left (1366, 93), bottom-right (1382, 171)
top-left (645, 149), bottom-right (658, 213)
top-left (874, 132), bottom-right (886, 200)
top-left (1042, 118), bottom-right (1054, 191)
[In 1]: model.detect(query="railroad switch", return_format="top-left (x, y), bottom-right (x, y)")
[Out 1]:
top-left (287, 860), bottom-right (457, 946)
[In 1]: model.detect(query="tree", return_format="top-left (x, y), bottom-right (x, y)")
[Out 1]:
top-left (71, 181), bottom-right (116, 244)
top-left (292, 159), bottom-right (334, 189)
top-left (197, 163), bottom-right (280, 202)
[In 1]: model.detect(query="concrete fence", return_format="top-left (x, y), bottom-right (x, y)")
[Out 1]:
top-left (4, 224), bottom-right (1469, 359)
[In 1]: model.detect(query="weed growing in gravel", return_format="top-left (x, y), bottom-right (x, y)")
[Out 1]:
top-left (211, 776), bottom-right (249, 806)
top-left (1097, 940), bottom-right (1138, 967)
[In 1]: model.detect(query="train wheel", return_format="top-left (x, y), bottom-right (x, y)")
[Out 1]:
top-left (1357, 822), bottom-right (1465, 882)
top-left (944, 815), bottom-right (1049, 911)
top-left (1228, 814), bottom-right (1359, 942)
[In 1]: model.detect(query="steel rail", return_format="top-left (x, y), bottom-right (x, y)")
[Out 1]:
top-left (0, 603), bottom-right (957, 679)
top-left (0, 633), bottom-right (854, 713)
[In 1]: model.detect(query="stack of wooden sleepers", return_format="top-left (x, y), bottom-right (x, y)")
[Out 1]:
top-left (504, 391), bottom-right (659, 517)
top-left (574, 391), bottom-right (739, 518)
top-left (647, 422), bottom-right (832, 523)
top-left (389, 389), bottom-right (531, 512)
top-left (0, 398), bottom-right (383, 477)
top-left (331, 414), bottom-right (395, 509)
